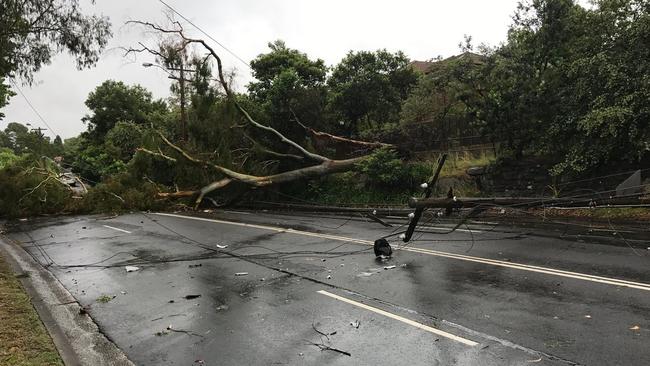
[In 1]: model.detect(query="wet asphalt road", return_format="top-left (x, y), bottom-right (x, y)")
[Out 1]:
top-left (5, 210), bottom-right (650, 366)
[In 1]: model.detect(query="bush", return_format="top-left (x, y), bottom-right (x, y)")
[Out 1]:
top-left (0, 148), bottom-right (19, 170)
top-left (291, 171), bottom-right (411, 205)
top-left (355, 148), bottom-right (411, 189)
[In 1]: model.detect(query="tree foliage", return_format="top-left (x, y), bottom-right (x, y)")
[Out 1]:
top-left (0, 0), bottom-right (111, 83)
top-left (328, 50), bottom-right (418, 135)
top-left (248, 40), bottom-right (329, 139)
top-left (416, 0), bottom-right (650, 174)
top-left (0, 0), bottom-right (111, 118)
top-left (82, 80), bottom-right (167, 140)
top-left (0, 122), bottom-right (62, 157)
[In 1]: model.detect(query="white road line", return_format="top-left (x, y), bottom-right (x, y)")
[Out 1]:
top-left (425, 226), bottom-right (483, 234)
top-left (102, 225), bottom-right (131, 234)
top-left (222, 210), bottom-right (252, 215)
top-left (152, 213), bottom-right (650, 291)
top-left (317, 290), bottom-right (478, 346)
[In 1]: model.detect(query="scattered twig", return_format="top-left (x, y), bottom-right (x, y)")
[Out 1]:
top-left (168, 328), bottom-right (204, 337)
top-left (312, 322), bottom-right (337, 341)
top-left (305, 340), bottom-right (351, 357)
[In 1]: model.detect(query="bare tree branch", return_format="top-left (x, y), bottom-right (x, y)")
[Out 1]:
top-left (137, 147), bottom-right (177, 162)
top-left (243, 134), bottom-right (304, 161)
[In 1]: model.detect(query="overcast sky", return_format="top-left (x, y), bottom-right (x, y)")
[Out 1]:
top-left (2, 0), bottom-right (522, 139)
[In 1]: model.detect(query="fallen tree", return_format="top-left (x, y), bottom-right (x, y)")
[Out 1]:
top-left (127, 21), bottom-right (393, 208)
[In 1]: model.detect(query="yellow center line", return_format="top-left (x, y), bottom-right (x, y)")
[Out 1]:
top-left (317, 290), bottom-right (478, 346)
top-left (153, 212), bottom-right (650, 291)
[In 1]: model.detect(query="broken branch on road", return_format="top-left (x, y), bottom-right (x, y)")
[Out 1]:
top-left (312, 322), bottom-right (337, 341)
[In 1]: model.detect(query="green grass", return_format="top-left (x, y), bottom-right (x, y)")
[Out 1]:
top-left (293, 171), bottom-right (412, 206)
top-left (0, 254), bottom-right (63, 366)
top-left (419, 150), bottom-right (495, 178)
top-left (96, 295), bottom-right (114, 303)
top-left (541, 207), bottom-right (650, 221)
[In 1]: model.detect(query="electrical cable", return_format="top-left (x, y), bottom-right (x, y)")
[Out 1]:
top-left (8, 79), bottom-right (61, 137)
top-left (157, 0), bottom-right (252, 70)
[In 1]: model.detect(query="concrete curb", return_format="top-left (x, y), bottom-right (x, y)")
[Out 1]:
top-left (0, 235), bottom-right (134, 366)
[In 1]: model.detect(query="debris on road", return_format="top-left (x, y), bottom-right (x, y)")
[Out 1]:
top-left (307, 322), bottom-right (348, 356)
top-left (235, 272), bottom-right (249, 276)
top-left (96, 295), bottom-right (115, 303)
top-left (350, 320), bottom-right (360, 329)
top-left (125, 266), bottom-right (140, 272)
top-left (306, 340), bottom-right (351, 357)
top-left (184, 294), bottom-right (201, 300)
top-left (312, 322), bottom-right (337, 341)
top-left (373, 238), bottom-right (392, 257)
top-left (216, 244), bottom-right (228, 249)
top-left (156, 324), bottom-right (205, 337)
top-left (357, 268), bottom-right (383, 277)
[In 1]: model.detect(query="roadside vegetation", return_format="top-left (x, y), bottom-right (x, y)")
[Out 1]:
top-left (0, 0), bottom-right (648, 218)
top-left (0, 254), bottom-right (63, 366)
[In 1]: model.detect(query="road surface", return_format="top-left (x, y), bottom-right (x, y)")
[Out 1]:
top-left (4, 210), bottom-right (650, 365)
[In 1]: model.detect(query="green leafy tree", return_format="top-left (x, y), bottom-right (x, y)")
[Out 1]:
top-left (0, 80), bottom-right (14, 120)
top-left (105, 121), bottom-right (144, 162)
top-left (400, 52), bottom-right (484, 131)
top-left (449, 0), bottom-right (649, 173)
top-left (64, 135), bottom-right (126, 182)
top-left (248, 40), bottom-right (329, 140)
top-left (52, 135), bottom-right (64, 156)
top-left (82, 80), bottom-right (167, 140)
top-left (2, 122), bottom-right (56, 156)
top-left (0, 0), bottom-right (111, 82)
top-left (0, 0), bottom-right (111, 118)
top-left (544, 0), bottom-right (650, 173)
top-left (328, 50), bottom-right (418, 135)
top-left (0, 147), bottom-right (19, 169)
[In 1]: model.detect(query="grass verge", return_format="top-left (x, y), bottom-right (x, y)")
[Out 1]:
top-left (0, 253), bottom-right (63, 366)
